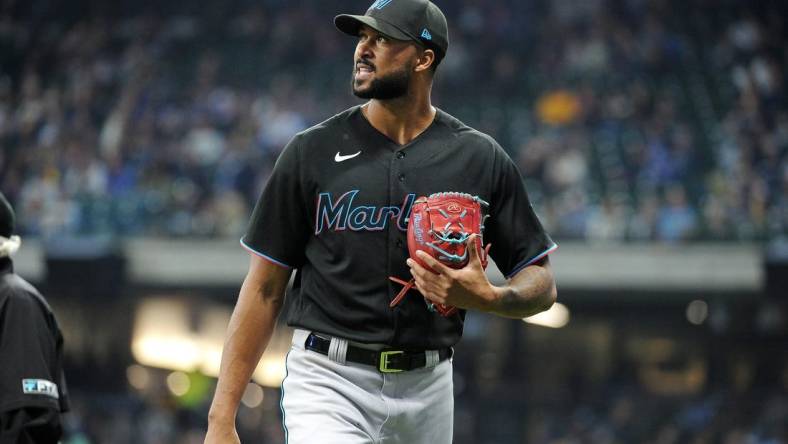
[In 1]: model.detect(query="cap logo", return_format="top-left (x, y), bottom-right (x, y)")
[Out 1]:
top-left (371, 0), bottom-right (393, 9)
top-left (421, 28), bottom-right (432, 40)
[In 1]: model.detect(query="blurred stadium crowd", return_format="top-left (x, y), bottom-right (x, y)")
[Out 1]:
top-left (1, 0), bottom-right (785, 242)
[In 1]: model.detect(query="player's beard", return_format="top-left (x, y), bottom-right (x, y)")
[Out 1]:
top-left (352, 62), bottom-right (411, 100)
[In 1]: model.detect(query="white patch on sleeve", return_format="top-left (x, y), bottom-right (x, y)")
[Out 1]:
top-left (21, 379), bottom-right (60, 399)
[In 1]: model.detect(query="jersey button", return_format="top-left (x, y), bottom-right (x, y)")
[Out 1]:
top-left (396, 239), bottom-right (403, 248)
top-left (398, 174), bottom-right (405, 182)
top-left (396, 151), bottom-right (405, 159)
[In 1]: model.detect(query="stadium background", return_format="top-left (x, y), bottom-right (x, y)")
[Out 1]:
top-left (1, 0), bottom-right (786, 442)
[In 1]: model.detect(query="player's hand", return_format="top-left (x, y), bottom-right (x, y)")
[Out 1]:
top-left (204, 423), bottom-right (241, 444)
top-left (407, 234), bottom-right (497, 312)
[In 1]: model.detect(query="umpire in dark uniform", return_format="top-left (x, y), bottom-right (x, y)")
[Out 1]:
top-left (0, 192), bottom-right (70, 444)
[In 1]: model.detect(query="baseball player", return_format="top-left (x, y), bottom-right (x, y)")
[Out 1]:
top-left (205, 1), bottom-right (557, 443)
top-left (0, 192), bottom-right (70, 444)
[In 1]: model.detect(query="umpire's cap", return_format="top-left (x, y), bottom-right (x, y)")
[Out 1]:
top-left (0, 192), bottom-right (14, 237)
top-left (335, 0), bottom-right (449, 60)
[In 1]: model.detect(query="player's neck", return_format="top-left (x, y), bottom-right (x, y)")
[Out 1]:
top-left (363, 94), bottom-right (436, 146)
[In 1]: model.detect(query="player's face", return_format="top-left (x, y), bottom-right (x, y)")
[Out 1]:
top-left (352, 26), bottom-right (419, 100)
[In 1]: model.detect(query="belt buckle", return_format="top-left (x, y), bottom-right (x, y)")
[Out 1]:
top-left (379, 350), bottom-right (404, 373)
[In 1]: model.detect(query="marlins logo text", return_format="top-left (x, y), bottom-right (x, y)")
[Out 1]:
top-left (315, 191), bottom-right (415, 234)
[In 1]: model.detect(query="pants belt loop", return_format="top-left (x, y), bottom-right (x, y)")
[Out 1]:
top-left (425, 350), bottom-right (440, 368)
top-left (328, 336), bottom-right (349, 365)
top-left (294, 329), bottom-right (311, 348)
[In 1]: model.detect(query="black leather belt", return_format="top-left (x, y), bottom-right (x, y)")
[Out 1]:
top-left (304, 332), bottom-right (452, 373)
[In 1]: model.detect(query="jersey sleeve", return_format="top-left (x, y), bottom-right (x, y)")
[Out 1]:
top-left (485, 144), bottom-right (557, 279)
top-left (241, 135), bottom-right (310, 268)
top-left (0, 288), bottom-right (65, 414)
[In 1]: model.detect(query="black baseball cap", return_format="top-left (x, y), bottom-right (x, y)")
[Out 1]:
top-left (335, 0), bottom-right (449, 59)
top-left (0, 192), bottom-right (14, 237)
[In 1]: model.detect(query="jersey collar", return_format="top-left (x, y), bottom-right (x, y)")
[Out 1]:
top-left (353, 105), bottom-right (444, 150)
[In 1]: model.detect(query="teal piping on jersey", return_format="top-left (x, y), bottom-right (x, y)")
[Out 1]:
top-left (239, 238), bottom-right (293, 269)
top-left (280, 350), bottom-right (291, 443)
top-left (505, 243), bottom-right (558, 279)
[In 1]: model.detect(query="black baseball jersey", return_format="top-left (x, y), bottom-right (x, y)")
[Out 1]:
top-left (0, 258), bottom-right (70, 416)
top-left (243, 105), bottom-right (556, 349)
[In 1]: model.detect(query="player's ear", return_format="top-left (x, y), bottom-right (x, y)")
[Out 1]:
top-left (414, 48), bottom-right (435, 73)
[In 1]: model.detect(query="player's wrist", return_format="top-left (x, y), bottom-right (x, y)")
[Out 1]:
top-left (478, 284), bottom-right (506, 313)
top-left (207, 404), bottom-right (238, 427)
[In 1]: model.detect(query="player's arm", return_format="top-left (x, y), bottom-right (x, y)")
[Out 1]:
top-left (483, 255), bottom-right (556, 318)
top-left (205, 254), bottom-right (292, 443)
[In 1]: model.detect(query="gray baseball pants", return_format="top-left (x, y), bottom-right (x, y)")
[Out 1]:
top-left (280, 329), bottom-right (454, 444)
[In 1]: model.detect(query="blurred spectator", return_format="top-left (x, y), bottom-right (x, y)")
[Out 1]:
top-left (656, 184), bottom-right (699, 242)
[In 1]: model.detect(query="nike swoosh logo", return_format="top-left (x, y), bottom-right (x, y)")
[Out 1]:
top-left (335, 150), bottom-right (362, 162)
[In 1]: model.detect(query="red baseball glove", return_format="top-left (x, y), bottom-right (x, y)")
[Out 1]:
top-left (389, 192), bottom-right (491, 316)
